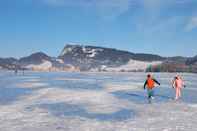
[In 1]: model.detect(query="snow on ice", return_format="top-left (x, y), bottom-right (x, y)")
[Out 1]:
top-left (0, 71), bottom-right (197, 131)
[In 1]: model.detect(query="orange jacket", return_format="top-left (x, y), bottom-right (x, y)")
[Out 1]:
top-left (144, 78), bottom-right (160, 89)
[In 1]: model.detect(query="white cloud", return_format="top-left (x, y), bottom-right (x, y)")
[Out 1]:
top-left (35, 0), bottom-right (165, 21)
top-left (33, 0), bottom-right (197, 23)
top-left (134, 0), bottom-right (197, 34)
top-left (141, 0), bottom-right (187, 21)
top-left (185, 17), bottom-right (197, 31)
top-left (94, 0), bottom-right (131, 20)
top-left (34, 0), bottom-right (132, 20)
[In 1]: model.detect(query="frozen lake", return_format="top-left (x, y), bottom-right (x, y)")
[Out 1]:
top-left (0, 71), bottom-right (197, 131)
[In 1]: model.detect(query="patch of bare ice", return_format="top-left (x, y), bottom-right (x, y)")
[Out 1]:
top-left (16, 82), bottom-right (48, 88)
top-left (29, 88), bottom-right (131, 114)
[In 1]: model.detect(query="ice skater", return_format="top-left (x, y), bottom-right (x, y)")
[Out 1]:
top-left (143, 74), bottom-right (160, 100)
top-left (172, 75), bottom-right (186, 100)
top-left (22, 68), bottom-right (25, 75)
top-left (14, 68), bottom-right (18, 75)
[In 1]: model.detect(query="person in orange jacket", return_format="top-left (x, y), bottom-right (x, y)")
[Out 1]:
top-left (144, 74), bottom-right (160, 99)
top-left (172, 75), bottom-right (186, 100)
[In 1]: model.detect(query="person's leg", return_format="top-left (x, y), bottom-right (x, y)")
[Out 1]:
top-left (147, 89), bottom-right (152, 99)
top-left (148, 89), bottom-right (154, 99)
top-left (178, 88), bottom-right (181, 98)
top-left (175, 87), bottom-right (179, 100)
top-left (152, 89), bottom-right (155, 97)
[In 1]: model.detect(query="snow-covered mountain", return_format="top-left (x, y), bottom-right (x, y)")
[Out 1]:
top-left (0, 44), bottom-right (196, 72)
top-left (19, 52), bottom-right (51, 65)
top-left (17, 52), bottom-right (76, 71)
top-left (18, 52), bottom-right (52, 71)
top-left (0, 57), bottom-right (18, 70)
top-left (58, 44), bottom-right (164, 71)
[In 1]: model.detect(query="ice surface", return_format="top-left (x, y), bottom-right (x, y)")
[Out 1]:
top-left (0, 71), bottom-right (197, 131)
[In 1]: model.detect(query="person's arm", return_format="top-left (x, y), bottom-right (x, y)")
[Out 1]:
top-left (153, 79), bottom-right (160, 86)
top-left (143, 80), bottom-right (147, 89)
top-left (179, 76), bottom-right (186, 88)
top-left (172, 79), bottom-right (175, 88)
top-left (182, 80), bottom-right (186, 88)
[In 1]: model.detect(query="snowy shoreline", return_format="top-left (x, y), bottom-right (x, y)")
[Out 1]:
top-left (1, 69), bottom-right (197, 75)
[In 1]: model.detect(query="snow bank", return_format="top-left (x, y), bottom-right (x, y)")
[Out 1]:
top-left (26, 60), bottom-right (52, 71)
top-left (55, 59), bottom-right (64, 64)
top-left (105, 59), bottom-right (162, 72)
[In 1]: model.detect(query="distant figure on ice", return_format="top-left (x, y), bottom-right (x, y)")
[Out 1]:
top-left (14, 68), bottom-right (18, 75)
top-left (22, 68), bottom-right (25, 75)
top-left (172, 75), bottom-right (186, 100)
top-left (144, 74), bottom-right (160, 100)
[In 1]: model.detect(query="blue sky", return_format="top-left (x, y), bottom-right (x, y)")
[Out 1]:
top-left (0, 0), bottom-right (197, 58)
